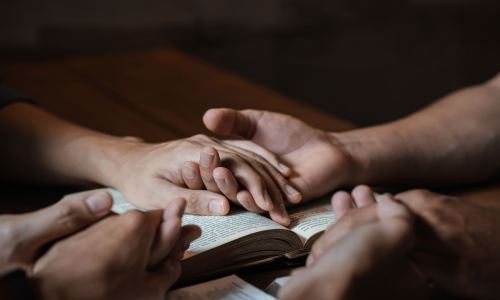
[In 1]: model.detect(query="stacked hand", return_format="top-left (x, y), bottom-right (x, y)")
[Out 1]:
top-left (0, 191), bottom-right (200, 300)
top-left (104, 134), bottom-right (301, 225)
top-left (203, 109), bottom-right (355, 202)
top-left (309, 186), bottom-right (500, 300)
top-left (279, 192), bottom-right (429, 300)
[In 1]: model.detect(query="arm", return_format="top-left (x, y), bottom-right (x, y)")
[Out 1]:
top-left (335, 72), bottom-right (500, 186)
top-left (204, 72), bottom-right (500, 202)
top-left (0, 101), bottom-right (297, 224)
top-left (0, 102), bottom-right (130, 186)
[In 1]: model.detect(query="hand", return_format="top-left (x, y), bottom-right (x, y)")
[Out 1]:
top-left (29, 198), bottom-right (200, 300)
top-left (396, 190), bottom-right (500, 300)
top-left (203, 109), bottom-right (356, 203)
top-left (0, 190), bottom-right (113, 274)
top-left (279, 194), bottom-right (429, 300)
top-left (102, 134), bottom-right (297, 225)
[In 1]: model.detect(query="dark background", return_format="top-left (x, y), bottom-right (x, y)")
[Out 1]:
top-left (1, 0), bottom-right (499, 126)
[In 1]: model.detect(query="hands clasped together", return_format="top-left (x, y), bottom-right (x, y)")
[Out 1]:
top-left (0, 190), bottom-right (200, 300)
top-left (4, 70), bottom-right (500, 300)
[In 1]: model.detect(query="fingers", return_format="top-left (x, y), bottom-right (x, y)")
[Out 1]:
top-left (331, 191), bottom-right (354, 219)
top-left (309, 204), bottom-right (379, 266)
top-left (150, 259), bottom-right (182, 292)
top-left (170, 185), bottom-right (230, 216)
top-left (24, 191), bottom-right (113, 249)
top-left (377, 194), bottom-right (412, 221)
top-left (148, 198), bottom-right (187, 267)
top-left (162, 198), bottom-right (187, 220)
top-left (331, 186), bottom-right (377, 220)
top-left (167, 225), bottom-right (202, 261)
top-left (219, 140), bottom-right (301, 204)
top-left (235, 190), bottom-right (266, 213)
top-left (351, 185), bottom-right (377, 207)
top-left (213, 167), bottom-right (240, 202)
top-left (199, 147), bottom-right (223, 193)
top-left (221, 139), bottom-right (292, 176)
top-left (203, 108), bottom-right (261, 139)
top-left (182, 162), bottom-right (204, 190)
top-left (148, 217), bottom-right (181, 268)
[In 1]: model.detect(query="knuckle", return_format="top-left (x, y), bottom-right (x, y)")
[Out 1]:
top-left (122, 210), bottom-right (148, 229)
top-left (185, 195), bottom-right (203, 214)
top-left (56, 203), bottom-right (87, 230)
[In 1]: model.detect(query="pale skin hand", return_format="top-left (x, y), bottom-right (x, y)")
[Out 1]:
top-left (312, 186), bottom-right (500, 300)
top-left (279, 195), bottom-right (429, 300)
top-left (204, 72), bottom-right (500, 200)
top-left (30, 198), bottom-right (201, 300)
top-left (0, 103), bottom-right (296, 225)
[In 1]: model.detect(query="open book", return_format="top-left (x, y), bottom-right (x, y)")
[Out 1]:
top-left (62, 188), bottom-right (336, 285)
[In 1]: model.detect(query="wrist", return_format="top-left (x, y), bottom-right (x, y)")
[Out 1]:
top-left (327, 129), bottom-right (387, 187)
top-left (67, 134), bottom-right (144, 188)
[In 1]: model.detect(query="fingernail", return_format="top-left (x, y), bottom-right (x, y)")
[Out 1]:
top-left (306, 254), bottom-right (314, 267)
top-left (201, 150), bottom-right (215, 168)
top-left (86, 192), bottom-right (111, 214)
top-left (237, 196), bottom-right (251, 209)
top-left (183, 164), bottom-right (196, 179)
top-left (279, 163), bottom-right (290, 173)
top-left (169, 259), bottom-right (181, 278)
top-left (263, 190), bottom-right (273, 209)
top-left (214, 175), bottom-right (226, 188)
top-left (280, 204), bottom-right (290, 222)
top-left (285, 184), bottom-right (299, 196)
top-left (209, 199), bottom-right (225, 215)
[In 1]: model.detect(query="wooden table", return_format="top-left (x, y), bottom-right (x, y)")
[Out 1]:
top-left (1, 49), bottom-right (500, 294)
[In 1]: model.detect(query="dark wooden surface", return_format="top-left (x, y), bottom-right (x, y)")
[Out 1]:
top-left (1, 49), bottom-right (499, 293)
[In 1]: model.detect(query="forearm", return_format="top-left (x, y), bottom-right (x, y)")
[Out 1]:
top-left (334, 73), bottom-right (500, 187)
top-left (0, 103), bottom-right (132, 185)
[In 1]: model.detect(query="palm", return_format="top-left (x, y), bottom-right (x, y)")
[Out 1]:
top-left (204, 109), bottom-right (351, 201)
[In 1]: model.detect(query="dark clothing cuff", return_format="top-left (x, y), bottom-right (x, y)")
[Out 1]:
top-left (0, 269), bottom-right (37, 300)
top-left (0, 80), bottom-right (37, 109)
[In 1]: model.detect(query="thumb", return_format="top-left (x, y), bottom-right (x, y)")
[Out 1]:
top-left (203, 108), bottom-right (263, 139)
top-left (24, 190), bottom-right (113, 248)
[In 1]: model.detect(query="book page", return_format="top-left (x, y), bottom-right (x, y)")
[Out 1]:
top-left (62, 188), bottom-right (286, 258)
top-left (182, 209), bottom-right (286, 258)
top-left (285, 194), bottom-right (336, 243)
top-left (61, 189), bottom-right (335, 254)
top-left (166, 275), bottom-right (276, 300)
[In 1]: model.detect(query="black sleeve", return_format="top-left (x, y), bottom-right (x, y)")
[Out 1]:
top-left (0, 80), bottom-right (37, 109)
top-left (0, 269), bottom-right (38, 300)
